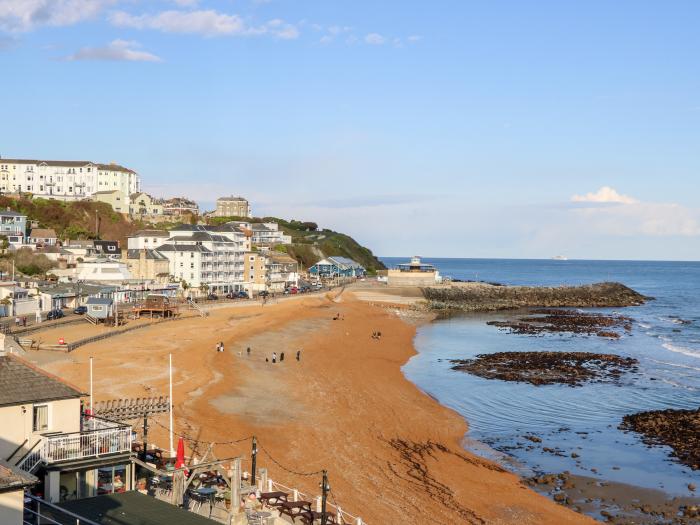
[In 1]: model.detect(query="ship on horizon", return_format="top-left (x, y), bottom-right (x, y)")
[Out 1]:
top-left (551, 255), bottom-right (569, 261)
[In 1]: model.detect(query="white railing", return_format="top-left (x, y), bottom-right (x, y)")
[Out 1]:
top-left (268, 479), bottom-right (364, 525)
top-left (44, 426), bottom-right (132, 463)
top-left (18, 425), bottom-right (132, 472)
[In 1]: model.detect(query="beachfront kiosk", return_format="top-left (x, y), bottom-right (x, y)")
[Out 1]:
top-left (387, 256), bottom-right (442, 286)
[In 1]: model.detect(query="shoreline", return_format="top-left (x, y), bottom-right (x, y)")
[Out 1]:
top-left (32, 290), bottom-right (594, 524)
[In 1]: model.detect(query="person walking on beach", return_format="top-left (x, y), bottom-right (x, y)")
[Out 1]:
top-left (247, 347), bottom-right (251, 356)
top-left (219, 341), bottom-right (225, 352)
top-left (280, 352), bottom-right (284, 362)
top-left (22, 316), bottom-right (27, 327)
top-left (216, 342), bottom-right (221, 352)
top-left (296, 350), bottom-right (301, 361)
top-left (272, 352), bottom-right (277, 364)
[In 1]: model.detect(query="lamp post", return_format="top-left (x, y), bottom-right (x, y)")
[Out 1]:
top-left (251, 436), bottom-right (258, 485)
top-left (320, 470), bottom-right (330, 525)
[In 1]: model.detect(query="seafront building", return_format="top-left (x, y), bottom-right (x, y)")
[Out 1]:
top-left (214, 196), bottom-right (252, 218)
top-left (0, 158), bottom-right (140, 200)
top-left (308, 256), bottom-right (366, 278)
top-left (386, 256), bottom-right (442, 285)
top-left (162, 197), bottom-right (199, 216)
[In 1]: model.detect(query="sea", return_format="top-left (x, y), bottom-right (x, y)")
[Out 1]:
top-left (381, 258), bottom-right (700, 495)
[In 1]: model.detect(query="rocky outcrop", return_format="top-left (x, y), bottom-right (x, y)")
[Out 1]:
top-left (450, 351), bottom-right (638, 387)
top-left (620, 408), bottom-right (700, 470)
top-left (422, 282), bottom-right (648, 312)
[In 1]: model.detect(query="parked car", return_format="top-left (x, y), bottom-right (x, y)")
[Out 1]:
top-left (237, 291), bottom-right (249, 299)
top-left (284, 287), bottom-right (298, 295)
top-left (47, 309), bottom-right (65, 320)
top-left (258, 291), bottom-right (269, 298)
top-left (74, 306), bottom-right (87, 315)
top-left (207, 293), bottom-right (218, 301)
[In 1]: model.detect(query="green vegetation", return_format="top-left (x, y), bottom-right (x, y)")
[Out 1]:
top-left (0, 195), bottom-right (137, 244)
top-left (0, 248), bottom-right (56, 277)
top-left (206, 215), bottom-right (385, 272)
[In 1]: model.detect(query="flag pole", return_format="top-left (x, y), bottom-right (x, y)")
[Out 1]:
top-left (169, 353), bottom-right (174, 457)
top-left (89, 356), bottom-right (94, 430)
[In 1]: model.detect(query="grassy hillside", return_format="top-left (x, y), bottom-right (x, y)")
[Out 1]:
top-left (210, 216), bottom-right (386, 272)
top-left (0, 196), bottom-right (138, 243)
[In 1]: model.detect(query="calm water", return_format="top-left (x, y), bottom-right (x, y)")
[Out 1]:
top-left (382, 258), bottom-right (700, 494)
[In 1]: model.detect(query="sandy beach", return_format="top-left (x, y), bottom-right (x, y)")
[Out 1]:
top-left (32, 289), bottom-right (594, 524)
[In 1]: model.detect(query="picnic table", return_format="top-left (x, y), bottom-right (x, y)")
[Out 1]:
top-left (259, 491), bottom-right (289, 506)
top-left (300, 511), bottom-right (338, 525)
top-left (278, 500), bottom-right (312, 522)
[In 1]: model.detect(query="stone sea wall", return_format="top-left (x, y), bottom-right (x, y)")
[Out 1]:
top-left (421, 282), bottom-right (649, 312)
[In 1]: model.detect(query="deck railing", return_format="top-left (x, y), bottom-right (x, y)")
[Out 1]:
top-left (23, 493), bottom-right (100, 525)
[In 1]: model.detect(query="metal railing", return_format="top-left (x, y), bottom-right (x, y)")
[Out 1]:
top-left (18, 423), bottom-right (132, 472)
top-left (268, 479), bottom-right (364, 525)
top-left (23, 493), bottom-right (100, 525)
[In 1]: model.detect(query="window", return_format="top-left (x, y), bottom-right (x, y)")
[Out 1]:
top-left (33, 405), bottom-right (49, 432)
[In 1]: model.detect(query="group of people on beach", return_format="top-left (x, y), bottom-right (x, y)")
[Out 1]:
top-left (371, 331), bottom-right (382, 340)
top-left (215, 342), bottom-right (225, 352)
top-left (14, 316), bottom-right (27, 327)
top-left (263, 349), bottom-right (301, 363)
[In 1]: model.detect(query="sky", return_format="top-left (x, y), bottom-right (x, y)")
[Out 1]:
top-left (1, 0), bottom-right (699, 260)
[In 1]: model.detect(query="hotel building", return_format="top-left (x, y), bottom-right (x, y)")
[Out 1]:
top-left (0, 158), bottom-right (140, 201)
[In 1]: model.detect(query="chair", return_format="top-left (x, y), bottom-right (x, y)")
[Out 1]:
top-left (245, 508), bottom-right (263, 525)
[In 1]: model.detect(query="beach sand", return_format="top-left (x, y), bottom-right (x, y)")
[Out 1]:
top-left (34, 289), bottom-right (593, 525)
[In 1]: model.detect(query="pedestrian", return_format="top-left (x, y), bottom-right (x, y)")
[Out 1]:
top-left (22, 316), bottom-right (27, 327)
top-left (280, 352), bottom-right (284, 362)
top-left (215, 342), bottom-right (221, 352)
top-left (272, 352), bottom-right (277, 364)
top-left (14, 316), bottom-right (19, 327)
top-left (219, 341), bottom-right (225, 352)
top-left (246, 347), bottom-right (251, 356)
top-left (296, 350), bottom-right (301, 361)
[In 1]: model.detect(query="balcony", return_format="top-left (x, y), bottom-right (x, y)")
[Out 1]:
top-left (19, 416), bottom-right (132, 473)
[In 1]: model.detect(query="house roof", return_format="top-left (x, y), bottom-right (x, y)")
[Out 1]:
top-left (0, 460), bottom-right (38, 493)
top-left (216, 196), bottom-right (248, 202)
top-left (59, 491), bottom-right (221, 525)
top-left (329, 256), bottom-right (364, 269)
top-left (156, 244), bottom-right (211, 253)
top-left (86, 297), bottom-right (113, 305)
top-left (132, 230), bottom-right (169, 237)
top-left (126, 249), bottom-right (168, 260)
top-left (0, 354), bottom-right (84, 407)
top-left (29, 228), bottom-right (57, 238)
top-left (92, 190), bottom-right (123, 195)
top-left (0, 159), bottom-right (136, 174)
top-left (0, 209), bottom-right (25, 217)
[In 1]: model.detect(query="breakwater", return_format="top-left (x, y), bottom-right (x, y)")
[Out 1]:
top-left (421, 281), bottom-right (648, 311)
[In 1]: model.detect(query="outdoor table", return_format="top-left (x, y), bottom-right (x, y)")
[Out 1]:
top-left (194, 487), bottom-right (218, 517)
top-left (300, 510), bottom-right (337, 524)
top-left (260, 491), bottom-right (288, 506)
top-left (278, 500), bottom-right (312, 522)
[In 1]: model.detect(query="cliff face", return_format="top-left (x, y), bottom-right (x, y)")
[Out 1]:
top-left (421, 282), bottom-right (649, 311)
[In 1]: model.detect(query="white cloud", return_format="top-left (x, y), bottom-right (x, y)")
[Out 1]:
top-left (0, 0), bottom-right (112, 32)
top-left (65, 39), bottom-right (161, 62)
top-left (109, 9), bottom-right (246, 36)
top-left (571, 186), bottom-right (638, 205)
top-left (364, 33), bottom-right (385, 45)
top-left (568, 187), bottom-right (700, 237)
top-left (109, 9), bottom-right (299, 39)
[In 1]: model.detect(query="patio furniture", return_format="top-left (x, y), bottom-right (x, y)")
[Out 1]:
top-left (299, 510), bottom-right (338, 524)
top-left (278, 500), bottom-right (313, 523)
top-left (259, 491), bottom-right (288, 507)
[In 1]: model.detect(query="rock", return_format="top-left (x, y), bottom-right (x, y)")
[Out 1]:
top-left (553, 493), bottom-right (566, 503)
top-left (689, 483), bottom-right (696, 491)
top-left (571, 452), bottom-right (580, 458)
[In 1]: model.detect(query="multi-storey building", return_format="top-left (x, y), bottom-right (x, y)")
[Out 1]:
top-left (0, 352), bottom-right (134, 504)
top-left (136, 225), bottom-right (248, 293)
top-left (0, 159), bottom-right (140, 200)
top-left (162, 197), bottom-right (199, 216)
top-left (0, 209), bottom-right (27, 246)
top-left (215, 196), bottom-right (251, 218)
top-left (251, 222), bottom-right (292, 246)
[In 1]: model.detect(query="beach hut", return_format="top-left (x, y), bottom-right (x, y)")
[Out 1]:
top-left (86, 297), bottom-right (114, 320)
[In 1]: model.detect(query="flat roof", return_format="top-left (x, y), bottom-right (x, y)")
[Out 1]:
top-left (59, 492), bottom-right (221, 525)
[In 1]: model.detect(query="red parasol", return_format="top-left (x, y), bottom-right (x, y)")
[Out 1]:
top-left (175, 437), bottom-right (186, 470)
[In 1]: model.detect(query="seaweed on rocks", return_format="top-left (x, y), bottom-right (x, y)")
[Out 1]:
top-left (486, 310), bottom-right (634, 338)
top-left (620, 408), bottom-right (700, 470)
top-left (450, 351), bottom-right (639, 387)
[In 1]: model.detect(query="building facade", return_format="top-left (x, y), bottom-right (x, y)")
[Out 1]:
top-left (250, 222), bottom-right (292, 246)
top-left (0, 159), bottom-right (140, 200)
top-left (308, 256), bottom-right (366, 278)
top-left (91, 190), bottom-right (129, 213)
top-left (162, 197), bottom-right (199, 216)
top-left (0, 209), bottom-right (27, 246)
top-left (129, 192), bottom-right (163, 217)
top-left (0, 353), bottom-right (133, 504)
top-left (215, 196), bottom-right (251, 218)
top-left (122, 249), bottom-right (170, 283)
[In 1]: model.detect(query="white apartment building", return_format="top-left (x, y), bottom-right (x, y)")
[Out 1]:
top-left (0, 159), bottom-right (140, 200)
top-left (136, 225), bottom-right (248, 293)
top-left (251, 222), bottom-right (292, 246)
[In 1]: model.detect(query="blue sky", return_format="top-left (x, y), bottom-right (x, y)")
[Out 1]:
top-left (1, 1), bottom-right (699, 260)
